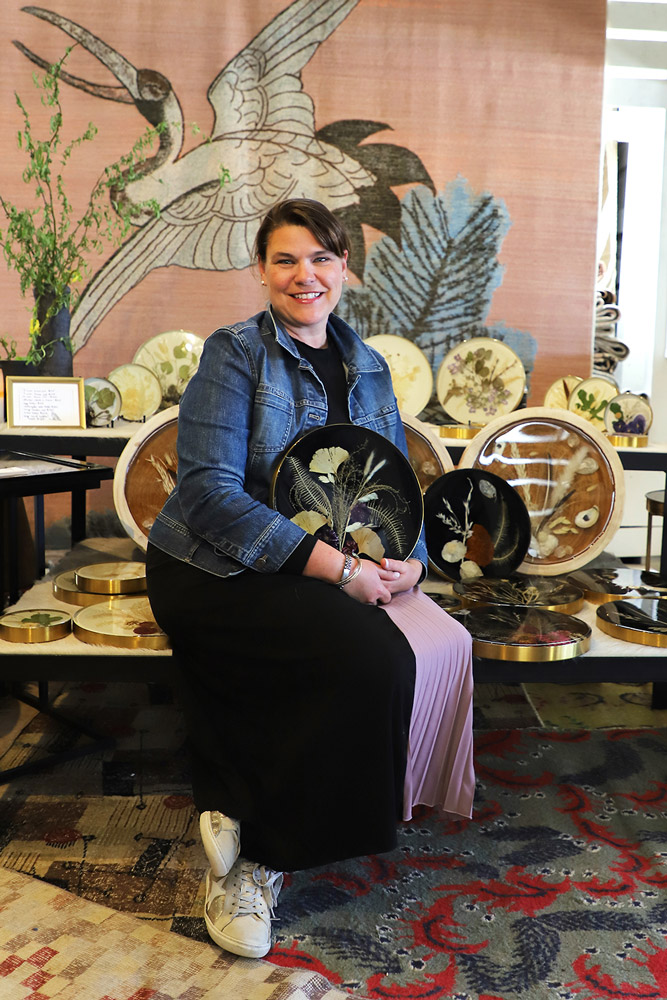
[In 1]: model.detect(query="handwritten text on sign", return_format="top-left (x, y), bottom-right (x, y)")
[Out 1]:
top-left (9, 379), bottom-right (84, 427)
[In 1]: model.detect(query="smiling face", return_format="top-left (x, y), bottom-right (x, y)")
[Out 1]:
top-left (258, 224), bottom-right (348, 346)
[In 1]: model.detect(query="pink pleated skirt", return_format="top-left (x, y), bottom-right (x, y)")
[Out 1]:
top-left (382, 587), bottom-right (475, 822)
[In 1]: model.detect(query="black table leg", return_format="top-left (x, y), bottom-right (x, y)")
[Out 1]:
top-left (33, 494), bottom-right (45, 578)
top-left (71, 489), bottom-right (87, 543)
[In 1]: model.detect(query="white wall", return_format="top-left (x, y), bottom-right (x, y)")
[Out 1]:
top-left (602, 1), bottom-right (667, 558)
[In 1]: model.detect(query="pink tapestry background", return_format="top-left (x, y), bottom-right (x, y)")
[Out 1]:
top-left (0, 0), bottom-right (605, 408)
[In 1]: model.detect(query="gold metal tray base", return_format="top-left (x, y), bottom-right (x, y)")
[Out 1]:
top-left (53, 570), bottom-right (131, 607)
top-left (606, 433), bottom-right (648, 448)
top-left (472, 633), bottom-right (591, 661)
top-left (0, 609), bottom-right (71, 643)
top-left (438, 424), bottom-right (483, 440)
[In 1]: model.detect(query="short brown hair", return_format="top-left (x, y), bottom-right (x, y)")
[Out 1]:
top-left (254, 198), bottom-right (349, 262)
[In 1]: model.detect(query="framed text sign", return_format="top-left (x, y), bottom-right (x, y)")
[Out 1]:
top-left (6, 376), bottom-right (86, 429)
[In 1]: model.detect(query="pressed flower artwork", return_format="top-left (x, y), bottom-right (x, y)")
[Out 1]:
top-left (603, 392), bottom-right (653, 437)
top-left (453, 575), bottom-right (584, 614)
top-left (460, 412), bottom-right (624, 575)
top-left (452, 605), bottom-right (591, 661)
top-left (423, 469), bottom-right (530, 582)
top-left (435, 337), bottom-right (526, 426)
top-left (271, 425), bottom-right (423, 561)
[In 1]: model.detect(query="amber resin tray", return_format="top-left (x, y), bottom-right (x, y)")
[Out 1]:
top-left (453, 575), bottom-right (584, 614)
top-left (114, 406), bottom-right (179, 551)
top-left (567, 567), bottom-right (667, 605)
top-left (596, 598), bottom-right (667, 648)
top-left (459, 407), bottom-right (625, 576)
top-left (401, 413), bottom-right (454, 492)
top-left (453, 605), bottom-right (591, 661)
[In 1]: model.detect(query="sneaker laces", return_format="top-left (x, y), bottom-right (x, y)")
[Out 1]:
top-left (229, 859), bottom-right (283, 919)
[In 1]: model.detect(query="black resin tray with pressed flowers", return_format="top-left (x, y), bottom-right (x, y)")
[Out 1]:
top-left (270, 423), bottom-right (423, 561)
top-left (423, 468), bottom-right (530, 582)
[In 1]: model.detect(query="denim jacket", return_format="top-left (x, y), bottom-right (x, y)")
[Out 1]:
top-left (149, 308), bottom-right (428, 577)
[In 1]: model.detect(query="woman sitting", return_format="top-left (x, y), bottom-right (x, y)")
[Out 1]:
top-left (146, 197), bottom-right (475, 960)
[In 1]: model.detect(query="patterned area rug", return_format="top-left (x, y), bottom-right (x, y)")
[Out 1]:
top-left (1, 680), bottom-right (667, 999)
top-left (0, 867), bottom-right (351, 1000)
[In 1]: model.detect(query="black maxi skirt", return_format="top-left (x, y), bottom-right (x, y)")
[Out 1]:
top-left (146, 543), bottom-right (416, 872)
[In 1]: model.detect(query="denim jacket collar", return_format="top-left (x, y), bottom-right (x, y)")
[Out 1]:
top-left (265, 306), bottom-right (384, 376)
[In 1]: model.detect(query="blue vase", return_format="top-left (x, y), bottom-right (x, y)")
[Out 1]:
top-left (33, 288), bottom-right (73, 377)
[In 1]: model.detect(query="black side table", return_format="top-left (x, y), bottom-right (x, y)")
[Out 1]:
top-left (1, 452), bottom-right (115, 607)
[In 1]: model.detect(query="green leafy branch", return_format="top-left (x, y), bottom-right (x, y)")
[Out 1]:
top-left (0, 48), bottom-right (167, 360)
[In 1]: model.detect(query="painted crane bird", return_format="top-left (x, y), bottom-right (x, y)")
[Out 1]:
top-left (16, 0), bottom-right (433, 352)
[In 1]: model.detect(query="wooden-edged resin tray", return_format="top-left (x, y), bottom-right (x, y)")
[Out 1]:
top-left (458, 407), bottom-right (625, 576)
top-left (401, 412), bottom-right (454, 492)
top-left (113, 407), bottom-right (179, 551)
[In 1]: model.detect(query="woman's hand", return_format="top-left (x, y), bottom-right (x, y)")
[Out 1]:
top-left (344, 556), bottom-right (422, 605)
top-left (380, 557), bottom-right (423, 595)
top-left (303, 541), bottom-right (423, 606)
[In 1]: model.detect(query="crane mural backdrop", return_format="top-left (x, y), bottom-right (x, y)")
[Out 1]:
top-left (2, 0), bottom-right (606, 405)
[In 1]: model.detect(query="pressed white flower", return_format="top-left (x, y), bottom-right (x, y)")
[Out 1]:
top-left (290, 510), bottom-right (328, 534)
top-left (351, 526), bottom-right (385, 561)
top-left (460, 560), bottom-right (483, 580)
top-left (442, 540), bottom-right (467, 563)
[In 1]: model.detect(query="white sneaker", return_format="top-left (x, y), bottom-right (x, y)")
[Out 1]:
top-left (199, 811), bottom-right (241, 878)
top-left (204, 857), bottom-right (283, 959)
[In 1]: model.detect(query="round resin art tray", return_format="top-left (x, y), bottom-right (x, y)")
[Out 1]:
top-left (365, 335), bottom-right (433, 416)
top-left (73, 597), bottom-right (169, 649)
top-left (108, 363), bottom-right (163, 422)
top-left (604, 391), bottom-right (652, 436)
top-left (114, 407), bottom-right (179, 550)
top-left (453, 575), bottom-right (584, 614)
top-left (74, 561), bottom-right (147, 595)
top-left (453, 606), bottom-right (591, 661)
top-left (459, 407), bottom-right (625, 576)
top-left (0, 608), bottom-right (71, 643)
top-left (425, 592), bottom-right (464, 614)
top-left (133, 330), bottom-right (204, 409)
top-left (271, 423), bottom-right (423, 562)
top-left (435, 337), bottom-right (526, 426)
top-left (566, 375), bottom-right (618, 429)
top-left (84, 377), bottom-right (122, 427)
top-left (567, 566), bottom-right (667, 605)
top-left (596, 598), bottom-right (667, 648)
top-left (401, 412), bottom-right (454, 492)
top-left (542, 375), bottom-right (583, 410)
top-left (423, 468), bottom-right (530, 582)
top-left (53, 570), bottom-right (129, 607)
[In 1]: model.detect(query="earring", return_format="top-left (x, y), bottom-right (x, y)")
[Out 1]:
top-left (261, 279), bottom-right (266, 285)
top-left (343, 276), bottom-right (348, 282)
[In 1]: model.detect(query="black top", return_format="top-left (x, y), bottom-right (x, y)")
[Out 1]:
top-left (280, 336), bottom-right (350, 574)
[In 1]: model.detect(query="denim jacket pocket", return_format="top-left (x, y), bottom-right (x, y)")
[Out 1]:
top-left (250, 384), bottom-right (295, 454)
